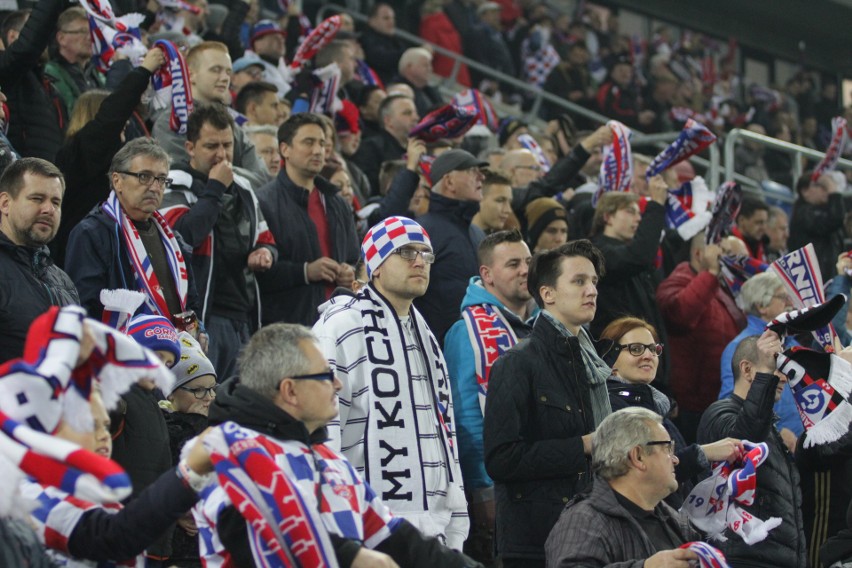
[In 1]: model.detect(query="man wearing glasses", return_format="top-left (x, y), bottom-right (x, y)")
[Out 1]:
top-left (546, 407), bottom-right (702, 567)
top-left (313, 216), bottom-right (470, 551)
top-left (66, 138), bottom-right (203, 335)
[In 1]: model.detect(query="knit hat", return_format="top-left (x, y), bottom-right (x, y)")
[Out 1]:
top-left (126, 314), bottom-right (180, 363)
top-left (169, 332), bottom-right (216, 394)
top-left (361, 216), bottom-right (432, 279)
top-left (498, 117), bottom-right (527, 147)
top-left (335, 99), bottom-right (361, 135)
top-left (250, 19), bottom-right (285, 46)
top-left (525, 197), bottom-right (567, 248)
top-left (429, 148), bottom-right (488, 186)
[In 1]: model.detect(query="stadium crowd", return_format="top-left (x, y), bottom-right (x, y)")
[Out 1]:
top-left (0, 0), bottom-right (851, 566)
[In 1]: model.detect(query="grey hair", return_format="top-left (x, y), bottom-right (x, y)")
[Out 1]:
top-left (767, 205), bottom-right (787, 226)
top-left (592, 407), bottom-right (662, 481)
top-left (244, 124), bottom-right (278, 137)
top-left (109, 138), bottom-right (171, 178)
top-left (237, 324), bottom-right (317, 400)
top-left (736, 272), bottom-right (783, 316)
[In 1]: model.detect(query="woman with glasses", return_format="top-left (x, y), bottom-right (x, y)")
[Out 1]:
top-left (600, 316), bottom-right (742, 507)
top-left (160, 333), bottom-right (217, 567)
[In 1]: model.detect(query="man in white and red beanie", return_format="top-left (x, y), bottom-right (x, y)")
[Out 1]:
top-left (313, 216), bottom-right (470, 549)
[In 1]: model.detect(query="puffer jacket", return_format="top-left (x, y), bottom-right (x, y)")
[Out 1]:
top-left (483, 314), bottom-right (612, 562)
top-left (697, 373), bottom-right (806, 568)
top-left (0, 232), bottom-right (78, 364)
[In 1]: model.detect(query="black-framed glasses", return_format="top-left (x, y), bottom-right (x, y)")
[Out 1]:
top-left (117, 171), bottom-right (173, 188)
top-left (646, 439), bottom-right (676, 456)
top-left (617, 342), bottom-right (664, 357)
top-left (514, 164), bottom-right (543, 172)
top-left (392, 248), bottom-right (436, 264)
top-left (291, 370), bottom-right (337, 382)
top-left (179, 385), bottom-right (217, 399)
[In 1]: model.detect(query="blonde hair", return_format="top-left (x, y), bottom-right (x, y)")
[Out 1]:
top-left (66, 89), bottom-right (110, 139)
top-left (186, 41), bottom-right (229, 70)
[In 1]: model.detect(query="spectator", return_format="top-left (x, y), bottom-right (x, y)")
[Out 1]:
top-left (255, 113), bottom-right (359, 326)
top-left (234, 81), bottom-right (285, 127)
top-left (595, 56), bottom-right (654, 130)
top-left (734, 124), bottom-right (770, 181)
top-left (718, 272), bottom-right (802, 445)
top-left (471, 2), bottom-right (516, 94)
top-left (0, 2), bottom-right (68, 161)
top-left (66, 138), bottom-right (202, 328)
top-left (472, 170), bottom-right (513, 234)
top-left (789, 170), bottom-right (846, 280)
top-left (394, 47), bottom-right (444, 116)
top-left (484, 240), bottom-right (612, 568)
top-left (657, 233), bottom-right (749, 443)
top-left (314, 39), bottom-right (357, 92)
top-left (246, 19), bottom-right (289, 96)
top-left (541, 41), bottom-right (594, 122)
top-left (418, 0), bottom-right (471, 87)
top-left (52, 48), bottom-right (166, 268)
top-left (161, 104), bottom-right (277, 380)
top-left (352, 93), bottom-right (419, 195)
top-left (354, 85), bottom-right (388, 141)
top-left (497, 118), bottom-right (530, 150)
top-left (765, 205), bottom-right (790, 263)
top-left (443, 229), bottom-right (535, 563)
top-left (313, 216), bottom-right (469, 548)
top-left (698, 331), bottom-right (807, 568)
top-left (45, 7), bottom-right (100, 118)
top-left (600, 318), bottom-right (744, 507)
top-left (524, 197), bottom-right (568, 253)
top-left (416, 149), bottom-right (488, 343)
top-left (152, 41), bottom-right (269, 188)
top-left (732, 196), bottom-right (770, 262)
top-left (229, 54), bottom-right (264, 94)
top-left (361, 3), bottom-right (409, 86)
top-left (590, 184), bottom-right (670, 389)
top-left (500, 149), bottom-right (545, 189)
top-left (244, 124), bottom-right (280, 177)
top-left (0, 158), bottom-right (77, 363)
top-left (544, 408), bottom-right (703, 567)
top-left (199, 323), bottom-right (482, 567)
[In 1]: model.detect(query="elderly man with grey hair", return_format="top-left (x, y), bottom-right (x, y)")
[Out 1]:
top-left (718, 271), bottom-right (803, 448)
top-left (545, 407), bottom-right (701, 568)
top-left (395, 46), bottom-right (443, 116)
top-left (66, 137), bottom-right (202, 324)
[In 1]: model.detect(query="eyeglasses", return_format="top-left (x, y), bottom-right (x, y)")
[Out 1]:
top-left (646, 439), bottom-right (676, 457)
top-left (392, 248), bottom-right (436, 264)
top-left (514, 165), bottom-right (543, 172)
top-left (291, 370), bottom-right (337, 382)
top-left (61, 29), bottom-right (89, 35)
top-left (179, 385), bottom-right (217, 399)
top-left (117, 171), bottom-right (173, 188)
top-left (616, 342), bottom-right (664, 357)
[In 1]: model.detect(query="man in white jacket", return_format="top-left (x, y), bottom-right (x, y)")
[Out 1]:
top-left (313, 216), bottom-right (470, 549)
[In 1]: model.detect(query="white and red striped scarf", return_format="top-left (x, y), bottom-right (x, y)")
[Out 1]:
top-left (102, 190), bottom-right (188, 319)
top-left (290, 15), bottom-right (342, 71)
top-left (679, 541), bottom-right (730, 567)
top-left (204, 423), bottom-right (339, 567)
top-left (594, 120), bottom-right (632, 206)
top-left (682, 440), bottom-right (781, 544)
top-left (462, 303), bottom-right (519, 414)
top-left (811, 116), bottom-right (849, 182)
top-left (517, 133), bottom-right (551, 173)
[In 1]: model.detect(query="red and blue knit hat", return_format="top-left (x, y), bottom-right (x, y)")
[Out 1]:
top-left (250, 19), bottom-right (285, 47)
top-left (127, 315), bottom-right (180, 363)
top-left (361, 216), bottom-right (432, 279)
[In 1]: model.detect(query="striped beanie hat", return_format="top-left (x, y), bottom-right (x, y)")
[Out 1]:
top-left (361, 216), bottom-right (432, 279)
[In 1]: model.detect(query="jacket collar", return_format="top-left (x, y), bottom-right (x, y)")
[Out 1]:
top-left (276, 168), bottom-right (340, 208)
top-left (532, 312), bottom-right (615, 358)
top-left (427, 191), bottom-right (480, 223)
top-left (0, 231), bottom-right (50, 266)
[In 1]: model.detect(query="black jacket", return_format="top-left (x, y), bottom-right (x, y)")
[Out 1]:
top-left (52, 64), bottom-right (153, 268)
top-left (697, 373), bottom-right (806, 568)
top-left (256, 169), bottom-right (359, 326)
top-left (0, 0), bottom-right (68, 161)
top-left (0, 232), bottom-right (78, 364)
top-left (415, 193), bottom-right (485, 344)
top-left (350, 129), bottom-right (407, 196)
top-left (359, 27), bottom-right (408, 86)
top-left (483, 314), bottom-right (609, 561)
top-left (591, 201), bottom-right (670, 386)
top-left (64, 204), bottom-right (200, 321)
top-left (208, 378), bottom-right (482, 568)
top-left (788, 193), bottom-right (846, 281)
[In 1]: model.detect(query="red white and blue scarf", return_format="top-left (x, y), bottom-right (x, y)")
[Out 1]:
top-left (517, 133), bottom-right (551, 173)
top-left (811, 116), bottom-right (849, 182)
top-left (410, 104), bottom-right (479, 143)
top-left (679, 542), bottom-right (730, 568)
top-left (776, 346), bottom-right (852, 447)
top-left (81, 0), bottom-right (146, 72)
top-left (354, 59), bottom-right (384, 88)
top-left (705, 181), bottom-right (741, 245)
top-left (720, 255), bottom-right (767, 298)
top-left (682, 440), bottom-right (781, 544)
top-left (102, 190), bottom-right (189, 319)
top-left (451, 89), bottom-right (499, 133)
top-left (594, 120), bottom-right (632, 206)
top-left (204, 423), bottom-right (339, 568)
top-left (151, 39), bottom-right (194, 135)
top-left (461, 302), bottom-right (519, 413)
top-left (646, 119), bottom-right (717, 179)
top-left (309, 63), bottom-right (342, 116)
top-left (290, 15), bottom-right (342, 71)
top-left (770, 244), bottom-right (837, 352)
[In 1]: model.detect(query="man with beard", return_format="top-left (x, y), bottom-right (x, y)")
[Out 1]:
top-left (444, 229), bottom-right (535, 563)
top-left (0, 158), bottom-right (77, 362)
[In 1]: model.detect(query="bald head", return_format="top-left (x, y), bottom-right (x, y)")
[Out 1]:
top-left (501, 149), bottom-right (541, 187)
